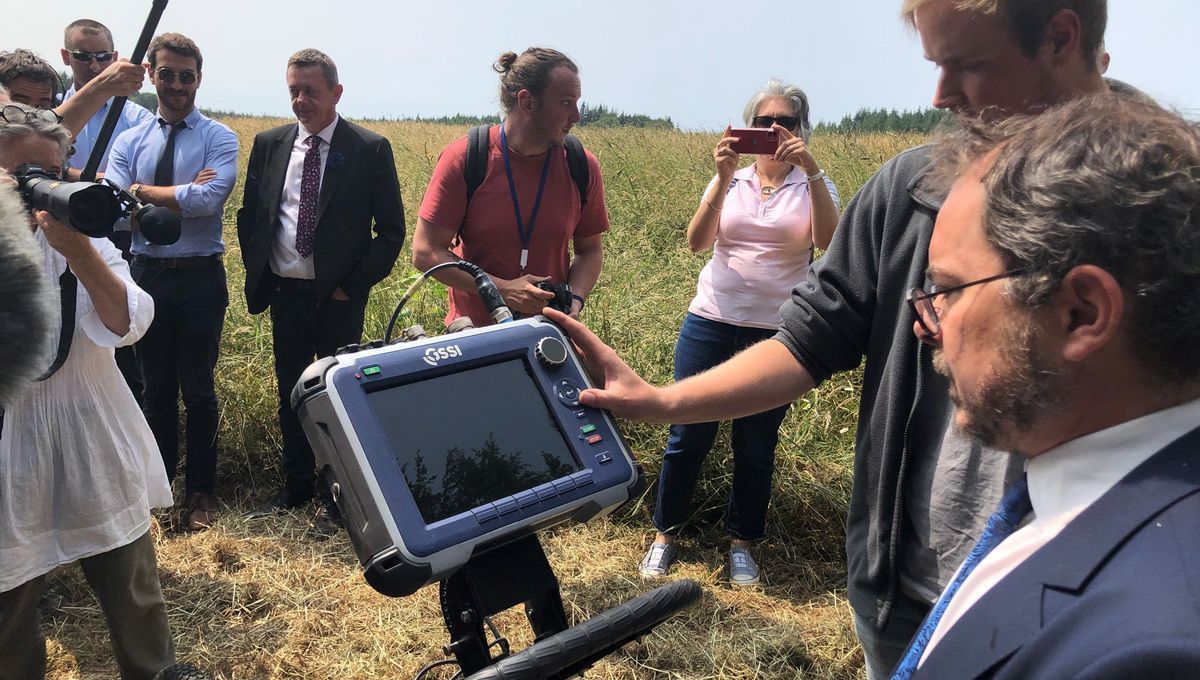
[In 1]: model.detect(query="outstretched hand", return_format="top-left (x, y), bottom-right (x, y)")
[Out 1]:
top-left (542, 308), bottom-right (672, 423)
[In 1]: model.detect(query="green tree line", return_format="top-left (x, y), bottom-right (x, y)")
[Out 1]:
top-left (816, 107), bottom-right (950, 134)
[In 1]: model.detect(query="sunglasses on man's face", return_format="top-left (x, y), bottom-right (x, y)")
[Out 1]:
top-left (751, 115), bottom-right (800, 130)
top-left (68, 50), bottom-right (114, 63)
top-left (155, 68), bottom-right (196, 85)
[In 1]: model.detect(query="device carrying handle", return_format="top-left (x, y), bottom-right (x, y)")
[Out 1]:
top-left (461, 579), bottom-right (703, 680)
top-left (80, 0), bottom-right (171, 182)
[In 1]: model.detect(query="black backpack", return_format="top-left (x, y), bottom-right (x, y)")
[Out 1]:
top-left (463, 124), bottom-right (590, 208)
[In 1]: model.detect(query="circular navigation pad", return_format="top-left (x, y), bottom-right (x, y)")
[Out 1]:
top-left (556, 379), bottom-right (583, 407)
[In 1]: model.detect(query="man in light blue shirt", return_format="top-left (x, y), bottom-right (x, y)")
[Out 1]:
top-left (106, 32), bottom-right (238, 533)
top-left (59, 18), bottom-right (156, 408)
top-left (59, 19), bottom-right (155, 180)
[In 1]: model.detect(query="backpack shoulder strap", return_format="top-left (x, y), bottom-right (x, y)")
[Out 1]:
top-left (464, 124), bottom-right (491, 206)
top-left (563, 133), bottom-right (589, 207)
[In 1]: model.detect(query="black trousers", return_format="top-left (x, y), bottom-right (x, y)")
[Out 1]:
top-left (131, 260), bottom-right (227, 495)
top-left (269, 277), bottom-right (366, 499)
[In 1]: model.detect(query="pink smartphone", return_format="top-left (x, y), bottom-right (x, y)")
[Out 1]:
top-left (729, 128), bottom-right (779, 155)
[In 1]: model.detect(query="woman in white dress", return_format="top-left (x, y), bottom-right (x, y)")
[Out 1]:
top-left (0, 105), bottom-right (175, 679)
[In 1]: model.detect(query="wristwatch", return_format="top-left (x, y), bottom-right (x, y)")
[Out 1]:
top-left (129, 183), bottom-right (142, 199)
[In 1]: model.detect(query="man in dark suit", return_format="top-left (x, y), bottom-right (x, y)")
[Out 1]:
top-left (236, 48), bottom-right (404, 524)
top-left (886, 93), bottom-right (1200, 678)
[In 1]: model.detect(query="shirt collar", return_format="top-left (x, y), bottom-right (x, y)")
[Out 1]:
top-left (156, 107), bottom-right (203, 129)
top-left (300, 115), bottom-right (339, 146)
top-left (1027, 398), bottom-right (1200, 522)
top-left (734, 162), bottom-right (809, 189)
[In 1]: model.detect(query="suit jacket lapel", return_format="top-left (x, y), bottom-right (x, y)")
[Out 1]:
top-left (264, 125), bottom-right (298, 226)
top-left (316, 118), bottom-right (355, 225)
top-left (918, 424), bottom-right (1200, 679)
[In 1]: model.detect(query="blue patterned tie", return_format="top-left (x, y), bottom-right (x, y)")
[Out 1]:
top-left (891, 475), bottom-right (1032, 679)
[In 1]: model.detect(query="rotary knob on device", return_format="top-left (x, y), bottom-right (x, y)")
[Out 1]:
top-left (535, 337), bottom-right (568, 367)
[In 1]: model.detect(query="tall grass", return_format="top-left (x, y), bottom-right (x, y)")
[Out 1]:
top-left (45, 120), bottom-right (922, 679)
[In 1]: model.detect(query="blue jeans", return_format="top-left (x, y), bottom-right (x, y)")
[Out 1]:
top-left (852, 592), bottom-right (931, 680)
top-left (652, 313), bottom-right (791, 540)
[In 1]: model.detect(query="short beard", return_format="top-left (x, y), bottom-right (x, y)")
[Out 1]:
top-left (934, 314), bottom-right (1060, 454)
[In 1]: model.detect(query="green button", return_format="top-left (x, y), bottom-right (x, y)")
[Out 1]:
top-left (362, 365), bottom-right (381, 376)
top-left (580, 423), bottom-right (597, 434)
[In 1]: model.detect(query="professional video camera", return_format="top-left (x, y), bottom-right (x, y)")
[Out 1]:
top-left (14, 164), bottom-right (180, 245)
top-left (294, 261), bottom-right (701, 679)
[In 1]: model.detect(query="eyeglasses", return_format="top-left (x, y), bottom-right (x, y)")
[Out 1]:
top-left (907, 268), bottom-right (1027, 337)
top-left (0, 105), bottom-right (64, 126)
top-left (155, 68), bottom-right (196, 85)
top-left (67, 49), bottom-right (115, 63)
top-left (752, 115), bottom-right (800, 130)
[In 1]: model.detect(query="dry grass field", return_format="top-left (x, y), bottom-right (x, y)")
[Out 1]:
top-left (41, 121), bottom-right (924, 679)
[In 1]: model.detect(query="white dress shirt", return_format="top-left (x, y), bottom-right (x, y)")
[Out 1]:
top-left (921, 397), bottom-right (1200, 664)
top-left (270, 116), bottom-right (338, 280)
top-left (0, 233), bottom-right (171, 593)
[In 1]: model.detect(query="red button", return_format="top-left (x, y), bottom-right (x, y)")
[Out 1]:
top-left (586, 434), bottom-right (603, 445)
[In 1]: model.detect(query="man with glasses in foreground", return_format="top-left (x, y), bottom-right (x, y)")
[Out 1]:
top-left (889, 92), bottom-right (1200, 678)
top-left (105, 32), bottom-right (238, 532)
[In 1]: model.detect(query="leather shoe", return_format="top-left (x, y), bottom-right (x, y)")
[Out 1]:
top-left (272, 487), bottom-right (313, 510)
top-left (244, 487), bottom-right (313, 520)
top-left (308, 502), bottom-right (343, 539)
top-left (184, 492), bottom-right (217, 532)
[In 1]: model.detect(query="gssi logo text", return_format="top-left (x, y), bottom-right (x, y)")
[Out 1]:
top-left (423, 344), bottom-right (463, 366)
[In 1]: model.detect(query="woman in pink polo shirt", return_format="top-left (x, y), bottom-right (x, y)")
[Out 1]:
top-left (638, 80), bottom-right (841, 586)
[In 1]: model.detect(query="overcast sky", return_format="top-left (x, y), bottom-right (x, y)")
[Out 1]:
top-left (10, 1), bottom-right (1198, 130)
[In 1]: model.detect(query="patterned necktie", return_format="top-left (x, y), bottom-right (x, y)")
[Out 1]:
top-left (891, 475), bottom-right (1033, 680)
top-left (295, 135), bottom-right (322, 258)
top-left (154, 118), bottom-right (188, 187)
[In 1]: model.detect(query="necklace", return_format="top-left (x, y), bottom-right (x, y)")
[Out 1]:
top-left (757, 165), bottom-right (789, 199)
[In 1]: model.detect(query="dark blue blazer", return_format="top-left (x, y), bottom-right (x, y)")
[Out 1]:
top-left (915, 425), bottom-right (1200, 680)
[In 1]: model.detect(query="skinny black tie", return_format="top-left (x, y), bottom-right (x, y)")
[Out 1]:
top-left (154, 118), bottom-right (188, 186)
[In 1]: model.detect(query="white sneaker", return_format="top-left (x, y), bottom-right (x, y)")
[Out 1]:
top-left (728, 546), bottom-right (761, 586)
top-left (638, 542), bottom-right (678, 578)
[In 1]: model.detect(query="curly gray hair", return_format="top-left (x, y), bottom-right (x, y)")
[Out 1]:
top-left (742, 79), bottom-right (813, 142)
top-left (931, 92), bottom-right (1200, 385)
top-left (0, 103), bottom-right (73, 164)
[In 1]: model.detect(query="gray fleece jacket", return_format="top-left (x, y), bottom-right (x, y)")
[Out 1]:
top-left (775, 143), bottom-right (944, 629)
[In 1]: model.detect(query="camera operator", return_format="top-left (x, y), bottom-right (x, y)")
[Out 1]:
top-left (0, 104), bottom-right (175, 680)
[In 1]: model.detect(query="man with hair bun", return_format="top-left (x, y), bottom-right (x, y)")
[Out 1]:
top-left (237, 48), bottom-right (405, 530)
top-left (412, 46), bottom-right (610, 328)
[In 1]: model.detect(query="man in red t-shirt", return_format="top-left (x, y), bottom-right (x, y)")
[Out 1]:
top-left (413, 47), bottom-right (609, 327)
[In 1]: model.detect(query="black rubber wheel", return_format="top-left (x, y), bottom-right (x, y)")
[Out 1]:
top-left (464, 579), bottom-right (702, 680)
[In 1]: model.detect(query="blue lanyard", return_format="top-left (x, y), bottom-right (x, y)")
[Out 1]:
top-left (500, 123), bottom-right (552, 273)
